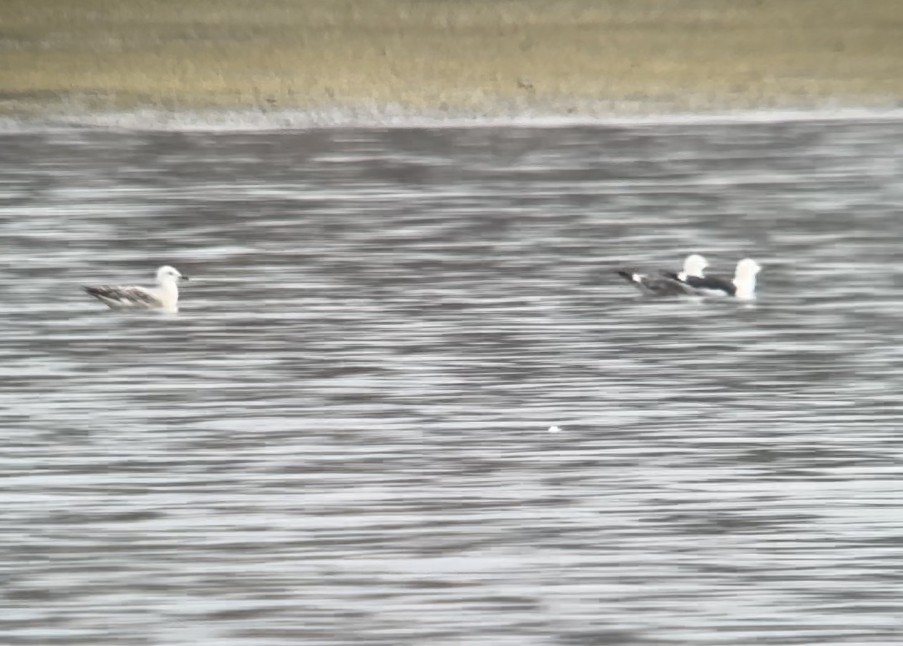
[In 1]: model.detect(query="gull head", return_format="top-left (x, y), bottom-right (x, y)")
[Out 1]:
top-left (156, 265), bottom-right (189, 284)
top-left (735, 258), bottom-right (761, 280)
top-left (682, 254), bottom-right (709, 279)
top-left (733, 258), bottom-right (761, 300)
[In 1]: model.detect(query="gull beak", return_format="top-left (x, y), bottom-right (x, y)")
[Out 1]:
top-left (180, 274), bottom-right (190, 281)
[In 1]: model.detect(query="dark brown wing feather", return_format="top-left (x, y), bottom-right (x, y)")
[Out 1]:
top-left (83, 285), bottom-right (162, 308)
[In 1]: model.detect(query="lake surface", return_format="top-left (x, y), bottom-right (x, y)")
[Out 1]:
top-left (2, 115), bottom-right (903, 645)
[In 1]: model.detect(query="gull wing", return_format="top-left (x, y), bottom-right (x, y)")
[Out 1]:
top-left (617, 270), bottom-right (696, 297)
top-left (83, 285), bottom-right (163, 309)
top-left (666, 273), bottom-right (736, 297)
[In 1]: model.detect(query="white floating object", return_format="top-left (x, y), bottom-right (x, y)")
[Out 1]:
top-left (548, 425), bottom-right (562, 433)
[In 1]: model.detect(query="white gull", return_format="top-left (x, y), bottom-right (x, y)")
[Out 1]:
top-left (672, 258), bottom-right (761, 300)
top-left (83, 265), bottom-right (189, 313)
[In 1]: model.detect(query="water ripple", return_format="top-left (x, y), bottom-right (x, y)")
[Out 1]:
top-left (2, 117), bottom-right (903, 645)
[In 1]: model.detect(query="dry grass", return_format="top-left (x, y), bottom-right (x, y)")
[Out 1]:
top-left (2, 0), bottom-right (903, 116)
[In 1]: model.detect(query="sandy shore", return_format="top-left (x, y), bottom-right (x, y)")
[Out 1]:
top-left (3, 0), bottom-right (902, 120)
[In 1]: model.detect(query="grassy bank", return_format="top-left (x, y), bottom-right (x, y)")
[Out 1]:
top-left (2, 0), bottom-right (903, 118)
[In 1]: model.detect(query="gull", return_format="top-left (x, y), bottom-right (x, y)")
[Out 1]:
top-left (668, 258), bottom-right (761, 300)
top-left (616, 254), bottom-right (708, 297)
top-left (83, 265), bottom-right (189, 313)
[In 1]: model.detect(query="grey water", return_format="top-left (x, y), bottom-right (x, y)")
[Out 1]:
top-left (2, 116), bottom-right (903, 645)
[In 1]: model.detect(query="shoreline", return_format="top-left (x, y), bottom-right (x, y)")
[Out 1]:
top-left (3, 105), bottom-right (903, 133)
